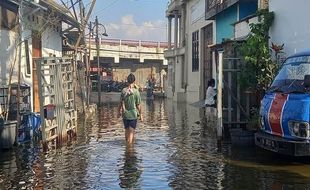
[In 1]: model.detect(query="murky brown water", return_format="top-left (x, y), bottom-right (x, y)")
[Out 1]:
top-left (1, 99), bottom-right (310, 189)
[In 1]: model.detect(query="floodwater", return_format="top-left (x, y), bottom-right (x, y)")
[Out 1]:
top-left (1, 99), bottom-right (310, 189)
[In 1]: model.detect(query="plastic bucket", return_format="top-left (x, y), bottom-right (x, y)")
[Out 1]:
top-left (18, 114), bottom-right (32, 143)
top-left (31, 113), bottom-right (41, 139)
top-left (1, 120), bottom-right (17, 149)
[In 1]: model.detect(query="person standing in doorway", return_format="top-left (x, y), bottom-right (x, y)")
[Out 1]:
top-left (205, 78), bottom-right (217, 107)
top-left (118, 73), bottom-right (143, 144)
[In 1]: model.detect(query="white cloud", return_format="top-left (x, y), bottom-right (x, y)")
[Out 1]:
top-left (105, 14), bottom-right (167, 42)
top-left (108, 23), bottom-right (120, 30)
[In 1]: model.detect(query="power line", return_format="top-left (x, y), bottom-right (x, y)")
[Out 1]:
top-left (90, 0), bottom-right (168, 32)
top-left (109, 23), bottom-right (167, 29)
top-left (92, 0), bottom-right (121, 16)
top-left (93, 0), bottom-right (167, 19)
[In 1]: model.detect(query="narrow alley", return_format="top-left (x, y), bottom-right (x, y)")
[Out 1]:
top-left (1, 99), bottom-right (310, 189)
top-left (1, 0), bottom-right (310, 189)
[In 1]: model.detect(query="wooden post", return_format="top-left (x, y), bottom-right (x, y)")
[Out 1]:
top-left (217, 51), bottom-right (223, 139)
top-left (246, 92), bottom-right (250, 116)
top-left (236, 60), bottom-right (241, 125)
top-left (15, 4), bottom-right (23, 145)
top-left (36, 59), bottom-right (46, 142)
top-left (16, 38), bottom-right (21, 145)
top-left (227, 59), bottom-right (232, 128)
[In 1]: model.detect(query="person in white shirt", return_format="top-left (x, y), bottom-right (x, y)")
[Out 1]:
top-left (205, 79), bottom-right (217, 107)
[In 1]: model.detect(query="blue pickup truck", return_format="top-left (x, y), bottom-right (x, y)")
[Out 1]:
top-left (255, 50), bottom-right (310, 156)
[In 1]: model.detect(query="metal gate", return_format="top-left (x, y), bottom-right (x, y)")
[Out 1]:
top-left (222, 50), bottom-right (254, 127)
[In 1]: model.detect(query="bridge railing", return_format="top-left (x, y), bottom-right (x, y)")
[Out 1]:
top-left (87, 38), bottom-right (170, 49)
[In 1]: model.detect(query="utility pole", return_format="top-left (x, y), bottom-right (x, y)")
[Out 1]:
top-left (16, 6), bottom-right (22, 145)
top-left (86, 22), bottom-right (92, 106)
top-left (95, 16), bottom-right (101, 105)
top-left (78, 0), bottom-right (89, 107)
top-left (74, 0), bottom-right (96, 49)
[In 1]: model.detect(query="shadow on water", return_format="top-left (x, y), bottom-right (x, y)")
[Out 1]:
top-left (0, 99), bottom-right (310, 189)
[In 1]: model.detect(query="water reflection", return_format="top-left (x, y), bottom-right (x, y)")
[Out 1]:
top-left (146, 99), bottom-right (154, 110)
top-left (0, 99), bottom-right (310, 189)
top-left (119, 145), bottom-right (142, 189)
top-left (165, 100), bottom-right (225, 189)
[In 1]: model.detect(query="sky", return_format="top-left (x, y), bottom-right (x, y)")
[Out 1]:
top-left (86, 0), bottom-right (169, 42)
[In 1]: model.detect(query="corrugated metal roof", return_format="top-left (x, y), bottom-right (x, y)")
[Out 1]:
top-left (7, 0), bottom-right (80, 29)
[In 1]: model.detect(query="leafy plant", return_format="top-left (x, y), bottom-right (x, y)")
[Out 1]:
top-left (238, 9), bottom-right (279, 92)
top-left (271, 42), bottom-right (285, 64)
top-left (248, 107), bottom-right (260, 130)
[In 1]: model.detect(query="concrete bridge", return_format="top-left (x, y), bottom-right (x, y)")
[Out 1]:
top-left (87, 38), bottom-right (168, 89)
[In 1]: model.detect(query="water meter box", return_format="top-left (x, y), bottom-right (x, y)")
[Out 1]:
top-left (44, 104), bottom-right (56, 119)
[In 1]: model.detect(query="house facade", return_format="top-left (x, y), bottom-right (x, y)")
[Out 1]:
top-left (186, 0), bottom-right (214, 103)
top-left (206, 0), bottom-right (257, 44)
top-left (269, 0), bottom-right (310, 58)
top-left (0, 0), bottom-right (79, 112)
top-left (0, 1), bottom-right (21, 86)
top-left (164, 0), bottom-right (187, 102)
top-left (165, 0), bottom-right (258, 103)
top-left (164, 0), bottom-right (214, 103)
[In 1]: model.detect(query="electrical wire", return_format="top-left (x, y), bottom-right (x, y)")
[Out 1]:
top-left (92, 0), bottom-right (121, 16)
top-left (108, 23), bottom-right (167, 29)
top-left (93, 0), bottom-right (167, 19)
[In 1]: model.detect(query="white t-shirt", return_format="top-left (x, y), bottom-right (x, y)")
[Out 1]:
top-left (205, 86), bottom-right (217, 105)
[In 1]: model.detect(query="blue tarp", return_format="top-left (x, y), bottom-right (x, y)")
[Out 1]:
top-left (17, 113), bottom-right (41, 143)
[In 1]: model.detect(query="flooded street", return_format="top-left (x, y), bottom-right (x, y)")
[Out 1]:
top-left (1, 99), bottom-right (310, 189)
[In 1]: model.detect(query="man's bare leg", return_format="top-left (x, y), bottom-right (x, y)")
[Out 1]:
top-left (125, 127), bottom-right (135, 144)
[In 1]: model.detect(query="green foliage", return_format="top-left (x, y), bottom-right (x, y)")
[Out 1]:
top-left (238, 9), bottom-right (279, 91)
top-left (248, 107), bottom-right (260, 130)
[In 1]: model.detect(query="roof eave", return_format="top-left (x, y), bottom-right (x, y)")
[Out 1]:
top-left (39, 0), bottom-right (80, 29)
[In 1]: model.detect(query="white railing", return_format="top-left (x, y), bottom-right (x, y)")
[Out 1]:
top-left (87, 38), bottom-right (170, 49)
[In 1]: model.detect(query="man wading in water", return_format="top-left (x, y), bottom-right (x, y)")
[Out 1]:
top-left (118, 73), bottom-right (143, 144)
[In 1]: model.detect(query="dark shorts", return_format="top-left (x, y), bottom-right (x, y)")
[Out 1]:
top-left (123, 119), bottom-right (137, 129)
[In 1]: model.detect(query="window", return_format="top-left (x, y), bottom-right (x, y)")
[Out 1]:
top-left (192, 30), bottom-right (199, 72)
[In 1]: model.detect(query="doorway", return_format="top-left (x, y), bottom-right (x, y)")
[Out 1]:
top-left (202, 23), bottom-right (213, 95)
